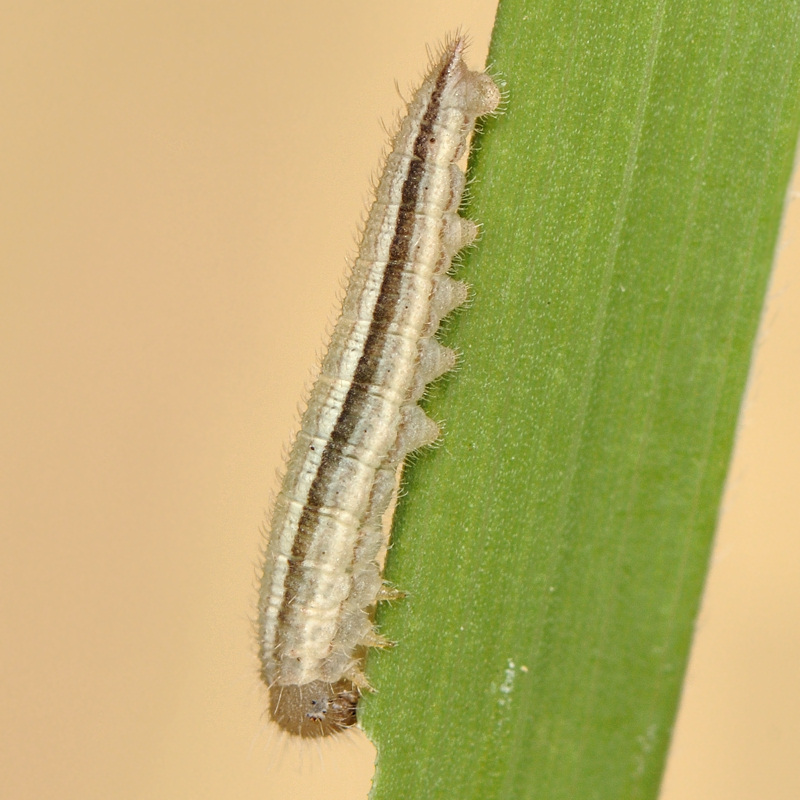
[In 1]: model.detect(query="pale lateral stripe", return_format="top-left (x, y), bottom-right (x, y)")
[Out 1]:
top-left (257, 38), bottom-right (501, 737)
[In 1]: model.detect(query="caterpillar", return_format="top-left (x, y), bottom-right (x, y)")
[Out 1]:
top-left (257, 37), bottom-right (500, 737)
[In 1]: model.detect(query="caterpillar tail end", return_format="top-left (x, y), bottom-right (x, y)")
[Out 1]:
top-left (269, 680), bottom-right (359, 738)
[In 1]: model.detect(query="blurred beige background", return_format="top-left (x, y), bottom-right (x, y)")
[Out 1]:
top-left (1, 3), bottom-right (797, 799)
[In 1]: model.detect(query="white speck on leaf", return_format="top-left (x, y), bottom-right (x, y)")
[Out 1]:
top-left (497, 659), bottom-right (516, 707)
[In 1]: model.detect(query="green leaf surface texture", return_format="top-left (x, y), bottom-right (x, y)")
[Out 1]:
top-left (362, 2), bottom-right (800, 799)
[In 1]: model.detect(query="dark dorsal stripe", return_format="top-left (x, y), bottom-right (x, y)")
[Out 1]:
top-left (279, 52), bottom-right (455, 610)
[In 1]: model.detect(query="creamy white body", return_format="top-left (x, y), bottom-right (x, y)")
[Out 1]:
top-left (257, 39), bottom-right (500, 737)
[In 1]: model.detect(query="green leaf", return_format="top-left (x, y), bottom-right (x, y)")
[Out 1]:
top-left (361, 2), bottom-right (800, 799)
